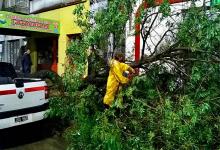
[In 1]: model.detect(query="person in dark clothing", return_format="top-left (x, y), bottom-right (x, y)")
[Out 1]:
top-left (21, 49), bottom-right (32, 77)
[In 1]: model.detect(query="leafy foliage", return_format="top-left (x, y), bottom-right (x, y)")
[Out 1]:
top-left (49, 1), bottom-right (220, 150)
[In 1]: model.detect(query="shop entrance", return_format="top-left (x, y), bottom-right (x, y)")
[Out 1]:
top-left (36, 37), bottom-right (58, 72)
top-left (0, 10), bottom-right (60, 75)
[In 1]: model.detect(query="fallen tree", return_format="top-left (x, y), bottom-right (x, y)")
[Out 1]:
top-left (49, 0), bottom-right (220, 149)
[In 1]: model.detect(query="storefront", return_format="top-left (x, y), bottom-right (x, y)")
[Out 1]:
top-left (37, 0), bottom-right (89, 75)
top-left (0, 10), bottom-right (60, 74)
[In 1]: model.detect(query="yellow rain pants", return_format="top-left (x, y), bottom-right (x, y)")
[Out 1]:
top-left (103, 59), bottom-right (135, 106)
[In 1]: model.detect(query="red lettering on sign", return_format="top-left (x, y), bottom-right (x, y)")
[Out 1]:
top-left (11, 18), bottom-right (50, 30)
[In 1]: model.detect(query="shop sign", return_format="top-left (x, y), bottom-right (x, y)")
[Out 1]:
top-left (0, 11), bottom-right (60, 34)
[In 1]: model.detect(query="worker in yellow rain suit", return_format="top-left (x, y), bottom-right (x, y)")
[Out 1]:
top-left (103, 52), bottom-right (135, 107)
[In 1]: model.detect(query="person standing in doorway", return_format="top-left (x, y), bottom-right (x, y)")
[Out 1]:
top-left (21, 49), bottom-right (32, 77)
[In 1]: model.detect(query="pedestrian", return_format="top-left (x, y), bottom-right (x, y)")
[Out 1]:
top-left (103, 52), bottom-right (135, 108)
top-left (21, 49), bottom-right (32, 77)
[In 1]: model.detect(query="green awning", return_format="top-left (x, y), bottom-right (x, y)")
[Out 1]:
top-left (0, 11), bottom-right (60, 34)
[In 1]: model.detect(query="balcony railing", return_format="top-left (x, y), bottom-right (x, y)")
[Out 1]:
top-left (2, 0), bottom-right (30, 14)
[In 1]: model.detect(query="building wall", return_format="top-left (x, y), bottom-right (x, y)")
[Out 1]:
top-left (125, 0), bottom-right (207, 62)
top-left (27, 37), bottom-right (37, 73)
top-left (37, 0), bottom-right (90, 75)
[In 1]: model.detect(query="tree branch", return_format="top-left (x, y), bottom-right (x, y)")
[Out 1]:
top-left (141, 13), bottom-right (159, 61)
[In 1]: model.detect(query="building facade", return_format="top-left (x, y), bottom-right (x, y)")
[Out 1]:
top-left (0, 0), bottom-right (89, 75)
top-left (125, 0), bottom-right (213, 63)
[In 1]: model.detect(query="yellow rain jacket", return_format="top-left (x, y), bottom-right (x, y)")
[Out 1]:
top-left (103, 59), bottom-right (135, 106)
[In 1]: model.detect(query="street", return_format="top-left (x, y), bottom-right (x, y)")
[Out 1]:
top-left (0, 119), bottom-right (67, 150)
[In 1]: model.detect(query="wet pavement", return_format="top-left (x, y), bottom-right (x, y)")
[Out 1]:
top-left (0, 119), bottom-right (67, 150)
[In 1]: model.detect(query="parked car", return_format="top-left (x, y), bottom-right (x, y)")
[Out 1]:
top-left (0, 62), bottom-right (49, 129)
